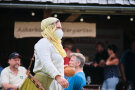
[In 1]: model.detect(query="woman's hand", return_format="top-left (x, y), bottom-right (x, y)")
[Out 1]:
top-left (110, 53), bottom-right (115, 58)
top-left (55, 75), bottom-right (69, 88)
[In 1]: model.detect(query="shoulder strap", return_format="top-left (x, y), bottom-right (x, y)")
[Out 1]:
top-left (26, 55), bottom-right (45, 90)
top-left (27, 55), bottom-right (34, 75)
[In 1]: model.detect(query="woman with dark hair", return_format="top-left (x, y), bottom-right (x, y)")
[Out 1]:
top-left (102, 45), bottom-right (119, 90)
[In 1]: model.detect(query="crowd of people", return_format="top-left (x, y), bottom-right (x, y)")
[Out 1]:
top-left (0, 17), bottom-right (86, 90)
top-left (86, 41), bottom-right (135, 90)
top-left (0, 17), bottom-right (135, 90)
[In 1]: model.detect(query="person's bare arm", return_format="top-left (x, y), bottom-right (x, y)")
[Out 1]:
top-left (93, 60), bottom-right (105, 67)
top-left (106, 56), bottom-right (119, 66)
top-left (120, 64), bottom-right (126, 81)
top-left (2, 83), bottom-right (18, 90)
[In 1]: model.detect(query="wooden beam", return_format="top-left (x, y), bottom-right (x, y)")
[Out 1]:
top-left (65, 14), bottom-right (81, 22)
top-left (43, 9), bottom-right (52, 19)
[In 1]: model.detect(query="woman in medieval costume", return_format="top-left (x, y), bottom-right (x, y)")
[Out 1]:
top-left (33, 17), bottom-right (68, 90)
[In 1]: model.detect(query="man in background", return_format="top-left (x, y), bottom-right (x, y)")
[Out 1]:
top-left (1, 52), bottom-right (27, 90)
top-left (63, 39), bottom-right (80, 65)
top-left (64, 53), bottom-right (86, 90)
top-left (93, 42), bottom-right (108, 84)
top-left (120, 41), bottom-right (135, 90)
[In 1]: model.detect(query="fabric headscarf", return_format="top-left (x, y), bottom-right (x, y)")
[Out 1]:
top-left (41, 17), bottom-right (66, 58)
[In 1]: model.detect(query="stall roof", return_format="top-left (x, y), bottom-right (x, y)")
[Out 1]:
top-left (0, 0), bottom-right (135, 15)
top-left (0, 0), bottom-right (135, 5)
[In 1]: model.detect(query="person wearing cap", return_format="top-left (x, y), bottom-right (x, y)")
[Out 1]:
top-left (1, 52), bottom-right (27, 90)
top-left (33, 17), bottom-right (68, 90)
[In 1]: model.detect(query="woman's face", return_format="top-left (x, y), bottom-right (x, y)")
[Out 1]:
top-left (107, 48), bottom-right (113, 55)
top-left (56, 21), bottom-right (62, 30)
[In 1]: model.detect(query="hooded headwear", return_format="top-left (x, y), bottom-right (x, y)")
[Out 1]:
top-left (41, 17), bottom-right (66, 58)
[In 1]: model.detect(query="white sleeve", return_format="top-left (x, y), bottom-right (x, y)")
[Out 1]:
top-left (35, 41), bottom-right (60, 79)
top-left (1, 69), bottom-right (9, 84)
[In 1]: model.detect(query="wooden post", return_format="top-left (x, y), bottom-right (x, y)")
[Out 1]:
top-left (43, 9), bottom-right (52, 19)
top-left (65, 14), bottom-right (81, 22)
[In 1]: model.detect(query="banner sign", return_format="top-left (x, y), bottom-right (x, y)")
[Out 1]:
top-left (14, 22), bottom-right (96, 38)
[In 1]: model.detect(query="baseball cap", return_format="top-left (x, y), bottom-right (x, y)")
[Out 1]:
top-left (9, 52), bottom-right (21, 59)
